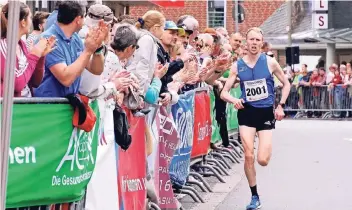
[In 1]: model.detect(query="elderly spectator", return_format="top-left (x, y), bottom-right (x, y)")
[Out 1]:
top-left (0, 2), bottom-right (55, 97)
top-left (204, 28), bottom-right (222, 57)
top-left (126, 10), bottom-right (165, 95)
top-left (229, 32), bottom-right (242, 54)
top-left (26, 11), bottom-right (49, 49)
top-left (34, 1), bottom-right (108, 97)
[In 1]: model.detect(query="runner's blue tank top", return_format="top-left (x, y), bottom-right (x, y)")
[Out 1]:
top-left (237, 53), bottom-right (275, 108)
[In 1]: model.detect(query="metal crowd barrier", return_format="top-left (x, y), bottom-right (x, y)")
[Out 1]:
top-left (276, 84), bottom-right (352, 118)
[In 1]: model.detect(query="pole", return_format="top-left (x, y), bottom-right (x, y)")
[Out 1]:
top-left (287, 0), bottom-right (293, 69)
top-left (287, 0), bottom-right (292, 47)
top-left (0, 1), bottom-right (20, 209)
top-left (234, 0), bottom-right (239, 32)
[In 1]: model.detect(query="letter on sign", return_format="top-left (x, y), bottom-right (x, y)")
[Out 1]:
top-left (313, 14), bottom-right (328, 29)
top-left (313, 0), bottom-right (328, 11)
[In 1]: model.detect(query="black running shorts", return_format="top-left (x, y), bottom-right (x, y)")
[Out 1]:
top-left (237, 104), bottom-right (276, 131)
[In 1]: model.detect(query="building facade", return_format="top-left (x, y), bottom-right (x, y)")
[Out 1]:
top-left (129, 0), bottom-right (283, 35)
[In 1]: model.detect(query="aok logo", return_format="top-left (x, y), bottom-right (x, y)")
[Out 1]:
top-left (56, 127), bottom-right (96, 172)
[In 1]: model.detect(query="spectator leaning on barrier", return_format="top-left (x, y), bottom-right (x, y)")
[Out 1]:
top-left (326, 63), bottom-right (337, 84)
top-left (78, 4), bottom-right (118, 96)
top-left (110, 24), bottom-right (146, 106)
top-left (176, 15), bottom-right (199, 50)
top-left (157, 20), bottom-right (188, 106)
top-left (126, 10), bottom-right (165, 96)
top-left (0, 2), bottom-right (55, 97)
top-left (340, 64), bottom-right (347, 80)
top-left (26, 11), bottom-right (49, 49)
top-left (34, 1), bottom-right (108, 97)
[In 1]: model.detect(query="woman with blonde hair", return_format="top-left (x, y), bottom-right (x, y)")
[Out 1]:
top-left (126, 10), bottom-right (166, 95)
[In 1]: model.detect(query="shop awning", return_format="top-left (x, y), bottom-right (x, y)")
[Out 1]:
top-left (265, 28), bottom-right (352, 45)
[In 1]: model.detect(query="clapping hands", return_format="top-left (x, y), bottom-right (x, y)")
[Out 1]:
top-left (84, 20), bottom-right (109, 54)
top-left (31, 35), bottom-right (57, 57)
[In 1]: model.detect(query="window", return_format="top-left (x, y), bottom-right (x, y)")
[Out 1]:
top-left (208, 0), bottom-right (225, 28)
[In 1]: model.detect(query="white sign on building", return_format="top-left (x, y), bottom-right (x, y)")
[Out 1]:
top-left (313, 0), bottom-right (328, 11)
top-left (313, 13), bottom-right (328, 29)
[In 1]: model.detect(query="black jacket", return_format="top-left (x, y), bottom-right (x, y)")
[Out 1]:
top-left (156, 42), bottom-right (184, 94)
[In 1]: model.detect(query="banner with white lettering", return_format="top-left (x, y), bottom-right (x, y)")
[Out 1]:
top-left (155, 106), bottom-right (179, 209)
top-left (191, 91), bottom-right (212, 158)
top-left (5, 101), bottom-right (100, 208)
top-left (117, 111), bottom-right (146, 210)
top-left (85, 99), bottom-right (119, 210)
top-left (169, 90), bottom-right (195, 187)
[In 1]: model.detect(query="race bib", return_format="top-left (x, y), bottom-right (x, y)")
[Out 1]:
top-left (244, 78), bottom-right (269, 102)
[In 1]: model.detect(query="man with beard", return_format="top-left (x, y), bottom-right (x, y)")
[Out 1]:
top-left (34, 1), bottom-right (108, 97)
top-left (221, 27), bottom-right (290, 210)
top-left (157, 21), bottom-right (191, 105)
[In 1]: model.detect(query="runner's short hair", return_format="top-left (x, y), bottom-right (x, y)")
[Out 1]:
top-left (245, 27), bottom-right (263, 39)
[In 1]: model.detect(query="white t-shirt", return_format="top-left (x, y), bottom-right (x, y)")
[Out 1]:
top-left (326, 71), bottom-right (334, 84)
top-left (79, 50), bottom-right (122, 96)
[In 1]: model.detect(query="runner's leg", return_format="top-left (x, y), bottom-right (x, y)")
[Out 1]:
top-left (240, 125), bottom-right (262, 209)
top-left (257, 130), bottom-right (273, 166)
top-left (239, 125), bottom-right (257, 187)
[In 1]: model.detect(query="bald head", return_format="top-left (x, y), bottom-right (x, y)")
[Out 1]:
top-left (230, 32), bottom-right (242, 51)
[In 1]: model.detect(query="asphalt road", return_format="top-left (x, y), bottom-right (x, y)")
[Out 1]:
top-left (215, 120), bottom-right (352, 210)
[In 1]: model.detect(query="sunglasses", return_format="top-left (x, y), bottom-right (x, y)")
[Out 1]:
top-left (132, 44), bottom-right (139, 49)
top-left (88, 12), bottom-right (114, 23)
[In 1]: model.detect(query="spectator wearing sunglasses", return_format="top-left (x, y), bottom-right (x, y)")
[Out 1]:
top-left (78, 4), bottom-right (117, 97)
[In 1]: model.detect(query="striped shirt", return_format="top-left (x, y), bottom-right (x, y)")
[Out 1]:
top-left (0, 39), bottom-right (42, 97)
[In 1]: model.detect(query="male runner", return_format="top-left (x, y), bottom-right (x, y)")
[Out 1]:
top-left (220, 27), bottom-right (290, 210)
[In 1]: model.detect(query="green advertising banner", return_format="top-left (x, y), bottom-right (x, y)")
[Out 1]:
top-left (210, 90), bottom-right (221, 144)
top-left (227, 87), bottom-right (242, 131)
top-left (211, 87), bottom-right (241, 144)
top-left (5, 101), bottom-right (100, 208)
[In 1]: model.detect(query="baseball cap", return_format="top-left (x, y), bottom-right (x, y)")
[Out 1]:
top-left (87, 4), bottom-right (114, 23)
top-left (165, 20), bottom-right (185, 35)
top-left (164, 21), bottom-right (179, 30)
top-left (177, 15), bottom-right (199, 35)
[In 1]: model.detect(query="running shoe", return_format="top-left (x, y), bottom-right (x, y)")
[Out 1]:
top-left (246, 195), bottom-right (261, 210)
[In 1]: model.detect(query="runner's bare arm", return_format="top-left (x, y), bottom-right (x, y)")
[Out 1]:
top-left (270, 57), bottom-right (290, 104)
top-left (220, 62), bottom-right (239, 104)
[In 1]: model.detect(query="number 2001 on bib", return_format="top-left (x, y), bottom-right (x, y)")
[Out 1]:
top-left (244, 78), bottom-right (269, 102)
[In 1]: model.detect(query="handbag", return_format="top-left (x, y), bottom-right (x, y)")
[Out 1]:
top-left (123, 86), bottom-right (144, 110)
top-left (113, 104), bottom-right (132, 150)
top-left (66, 94), bottom-right (97, 132)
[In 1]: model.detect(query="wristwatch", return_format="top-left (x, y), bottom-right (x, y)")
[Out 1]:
top-left (278, 103), bottom-right (285, 108)
top-left (94, 45), bottom-right (105, 55)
